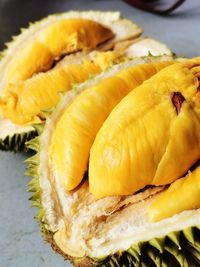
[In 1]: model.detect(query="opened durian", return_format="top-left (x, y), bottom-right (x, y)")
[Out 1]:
top-left (0, 11), bottom-right (144, 151)
top-left (0, 10), bottom-right (174, 152)
top-left (25, 56), bottom-right (200, 267)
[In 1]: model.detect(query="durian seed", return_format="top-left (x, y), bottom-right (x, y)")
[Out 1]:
top-left (172, 92), bottom-right (185, 114)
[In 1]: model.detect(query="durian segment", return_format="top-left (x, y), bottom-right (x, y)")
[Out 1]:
top-left (89, 58), bottom-right (200, 199)
top-left (49, 61), bottom-right (173, 191)
top-left (0, 11), bottom-right (142, 92)
top-left (0, 51), bottom-right (122, 125)
top-left (2, 19), bottom-right (113, 90)
top-left (149, 166), bottom-right (200, 222)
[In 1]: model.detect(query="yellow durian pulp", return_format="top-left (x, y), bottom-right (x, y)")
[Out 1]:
top-left (149, 166), bottom-right (200, 222)
top-left (49, 61), bottom-right (173, 191)
top-left (3, 19), bottom-right (113, 87)
top-left (0, 18), bottom-right (114, 125)
top-left (0, 51), bottom-right (121, 125)
top-left (89, 58), bottom-right (200, 199)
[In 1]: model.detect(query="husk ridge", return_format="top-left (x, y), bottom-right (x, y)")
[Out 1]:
top-left (0, 129), bottom-right (36, 152)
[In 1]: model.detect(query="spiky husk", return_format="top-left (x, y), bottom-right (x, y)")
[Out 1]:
top-left (0, 104), bottom-right (52, 152)
top-left (26, 130), bottom-right (200, 267)
top-left (46, 225), bottom-right (200, 267)
top-left (0, 130), bottom-right (36, 152)
top-left (0, 122), bottom-right (45, 152)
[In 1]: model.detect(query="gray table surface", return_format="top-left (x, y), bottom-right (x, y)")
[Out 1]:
top-left (0, 0), bottom-right (200, 266)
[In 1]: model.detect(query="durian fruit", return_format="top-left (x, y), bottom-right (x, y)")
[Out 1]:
top-left (25, 56), bottom-right (199, 267)
top-left (0, 11), bottom-right (145, 151)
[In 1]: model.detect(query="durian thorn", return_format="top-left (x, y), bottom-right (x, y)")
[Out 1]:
top-left (168, 232), bottom-right (181, 247)
top-left (33, 123), bottom-right (45, 135)
top-left (25, 136), bottom-right (40, 152)
top-left (25, 153), bottom-right (40, 165)
top-left (149, 237), bottom-right (165, 253)
top-left (145, 246), bottom-right (162, 266)
top-left (183, 227), bottom-right (195, 244)
top-left (127, 247), bottom-right (141, 261)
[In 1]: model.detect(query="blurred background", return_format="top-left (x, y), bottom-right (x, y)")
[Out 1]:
top-left (0, 0), bottom-right (200, 56)
top-left (0, 1), bottom-right (200, 267)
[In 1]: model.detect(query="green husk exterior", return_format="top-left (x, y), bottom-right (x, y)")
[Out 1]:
top-left (0, 130), bottom-right (36, 152)
top-left (26, 124), bottom-right (49, 235)
top-left (26, 131), bottom-right (200, 267)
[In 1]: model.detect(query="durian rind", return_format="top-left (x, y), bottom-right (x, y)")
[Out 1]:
top-left (26, 135), bottom-right (200, 267)
top-left (0, 120), bottom-right (35, 152)
top-left (0, 130), bottom-right (35, 152)
top-left (0, 118), bottom-right (43, 151)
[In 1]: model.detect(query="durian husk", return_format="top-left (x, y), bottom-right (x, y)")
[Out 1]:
top-left (0, 118), bottom-right (35, 152)
top-left (25, 55), bottom-right (200, 267)
top-left (27, 135), bottom-right (200, 267)
top-left (47, 226), bottom-right (200, 267)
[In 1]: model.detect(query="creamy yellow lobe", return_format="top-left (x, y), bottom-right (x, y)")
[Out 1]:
top-left (149, 167), bottom-right (200, 222)
top-left (49, 61), bottom-right (172, 191)
top-left (89, 59), bottom-right (200, 199)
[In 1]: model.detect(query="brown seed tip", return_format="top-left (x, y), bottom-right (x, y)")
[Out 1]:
top-left (172, 92), bottom-right (185, 114)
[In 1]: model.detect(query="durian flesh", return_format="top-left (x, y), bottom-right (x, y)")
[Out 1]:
top-left (89, 58), bottom-right (200, 199)
top-left (49, 60), bottom-right (173, 191)
top-left (27, 56), bottom-right (200, 267)
top-left (0, 51), bottom-right (122, 125)
top-left (0, 11), bottom-right (143, 150)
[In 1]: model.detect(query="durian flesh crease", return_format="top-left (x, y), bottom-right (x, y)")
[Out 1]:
top-left (37, 57), bottom-right (200, 261)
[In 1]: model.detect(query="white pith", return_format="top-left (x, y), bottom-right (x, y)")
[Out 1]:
top-left (125, 37), bottom-right (172, 57)
top-left (36, 55), bottom-right (200, 259)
